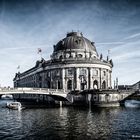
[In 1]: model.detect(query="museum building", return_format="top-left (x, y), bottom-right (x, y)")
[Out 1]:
top-left (13, 32), bottom-right (113, 91)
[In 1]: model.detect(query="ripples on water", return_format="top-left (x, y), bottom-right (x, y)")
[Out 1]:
top-left (0, 99), bottom-right (140, 140)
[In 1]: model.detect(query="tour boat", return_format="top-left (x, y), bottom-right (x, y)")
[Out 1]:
top-left (125, 100), bottom-right (140, 108)
top-left (6, 102), bottom-right (22, 110)
top-left (1, 95), bottom-right (13, 100)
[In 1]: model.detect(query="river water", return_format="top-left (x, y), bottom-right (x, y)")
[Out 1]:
top-left (0, 99), bottom-right (140, 140)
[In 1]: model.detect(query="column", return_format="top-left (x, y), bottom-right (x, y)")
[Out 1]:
top-left (106, 70), bottom-right (108, 89)
top-left (110, 71), bottom-right (112, 88)
top-left (42, 73), bottom-right (45, 88)
top-left (86, 68), bottom-right (89, 89)
top-left (62, 69), bottom-right (65, 91)
top-left (90, 68), bottom-right (93, 89)
top-left (72, 79), bottom-right (74, 90)
top-left (99, 68), bottom-right (102, 89)
top-left (73, 67), bottom-right (77, 90)
top-left (76, 68), bottom-right (80, 90)
top-left (107, 70), bottom-right (110, 89)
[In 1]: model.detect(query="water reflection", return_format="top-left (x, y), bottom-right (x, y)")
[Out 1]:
top-left (0, 100), bottom-right (140, 140)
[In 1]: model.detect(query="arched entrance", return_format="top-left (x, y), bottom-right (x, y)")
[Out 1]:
top-left (93, 80), bottom-right (98, 89)
top-left (67, 80), bottom-right (72, 90)
top-left (102, 80), bottom-right (106, 89)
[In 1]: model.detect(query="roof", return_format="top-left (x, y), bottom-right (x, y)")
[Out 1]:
top-left (53, 32), bottom-right (97, 54)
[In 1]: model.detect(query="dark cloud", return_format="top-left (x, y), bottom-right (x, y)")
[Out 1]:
top-left (1, 0), bottom-right (140, 12)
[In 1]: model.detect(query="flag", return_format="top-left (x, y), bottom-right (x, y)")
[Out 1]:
top-left (38, 48), bottom-right (42, 54)
top-left (108, 49), bottom-right (111, 55)
top-left (108, 49), bottom-right (111, 59)
top-left (17, 65), bottom-right (20, 69)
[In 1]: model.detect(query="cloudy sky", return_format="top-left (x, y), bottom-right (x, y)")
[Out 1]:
top-left (0, 0), bottom-right (140, 87)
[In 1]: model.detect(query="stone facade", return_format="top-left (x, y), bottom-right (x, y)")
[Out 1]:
top-left (13, 32), bottom-right (113, 91)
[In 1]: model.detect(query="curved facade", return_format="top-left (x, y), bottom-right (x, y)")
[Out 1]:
top-left (13, 32), bottom-right (113, 91)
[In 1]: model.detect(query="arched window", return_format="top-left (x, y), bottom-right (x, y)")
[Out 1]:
top-left (102, 81), bottom-right (106, 89)
top-left (77, 54), bottom-right (83, 58)
top-left (66, 53), bottom-right (70, 58)
top-left (69, 53), bottom-right (73, 58)
top-left (59, 55), bottom-right (63, 59)
top-left (80, 76), bottom-right (87, 90)
top-left (93, 80), bottom-right (98, 89)
top-left (103, 71), bottom-right (106, 76)
top-left (67, 80), bottom-right (72, 90)
top-left (75, 40), bottom-right (78, 44)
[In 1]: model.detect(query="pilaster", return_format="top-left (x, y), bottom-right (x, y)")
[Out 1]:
top-left (62, 68), bottom-right (65, 91)
top-left (99, 68), bottom-right (102, 89)
top-left (90, 68), bottom-right (93, 89)
top-left (76, 68), bottom-right (80, 90)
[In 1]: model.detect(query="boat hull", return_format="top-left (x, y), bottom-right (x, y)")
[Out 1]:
top-left (6, 102), bottom-right (22, 110)
top-left (125, 100), bottom-right (140, 108)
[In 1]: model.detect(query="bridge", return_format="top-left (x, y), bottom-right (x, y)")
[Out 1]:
top-left (0, 87), bottom-right (70, 102)
top-left (0, 87), bottom-right (139, 107)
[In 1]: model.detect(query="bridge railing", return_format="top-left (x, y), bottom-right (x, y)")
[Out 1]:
top-left (0, 87), bottom-right (66, 94)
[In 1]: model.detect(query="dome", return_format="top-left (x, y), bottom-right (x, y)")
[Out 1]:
top-left (53, 32), bottom-right (97, 54)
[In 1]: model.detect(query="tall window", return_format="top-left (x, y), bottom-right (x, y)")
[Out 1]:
top-left (93, 80), bottom-right (98, 89)
top-left (47, 81), bottom-right (50, 88)
top-left (79, 68), bottom-right (86, 76)
top-left (47, 72), bottom-right (51, 77)
top-left (67, 69), bottom-right (73, 76)
top-left (77, 54), bottom-right (83, 58)
top-left (67, 80), bottom-right (72, 90)
top-left (103, 71), bottom-right (106, 76)
top-left (56, 70), bottom-right (60, 76)
top-left (93, 69), bottom-right (98, 76)
top-left (58, 81), bottom-right (61, 89)
top-left (102, 81), bottom-right (106, 89)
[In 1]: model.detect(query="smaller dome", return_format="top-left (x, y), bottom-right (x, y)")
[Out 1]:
top-left (67, 32), bottom-right (82, 37)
